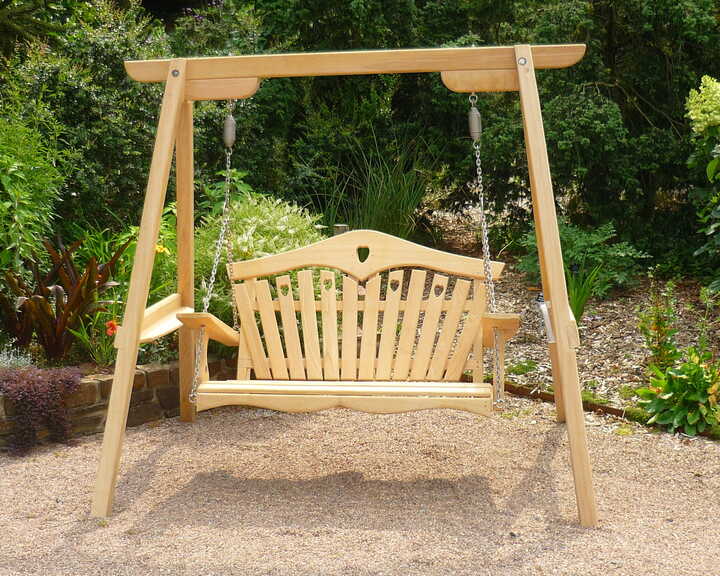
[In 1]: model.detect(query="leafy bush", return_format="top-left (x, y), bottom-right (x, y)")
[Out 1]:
top-left (637, 348), bottom-right (720, 436)
top-left (0, 366), bottom-right (81, 453)
top-left (518, 221), bottom-right (648, 298)
top-left (1, 1), bottom-right (168, 228)
top-left (0, 115), bottom-right (65, 271)
top-left (637, 280), bottom-right (681, 373)
top-left (195, 185), bottom-right (324, 323)
top-left (0, 344), bottom-right (33, 369)
top-left (686, 75), bottom-right (720, 291)
top-left (0, 239), bottom-right (128, 361)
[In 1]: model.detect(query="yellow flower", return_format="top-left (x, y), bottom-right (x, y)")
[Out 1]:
top-left (155, 244), bottom-right (170, 255)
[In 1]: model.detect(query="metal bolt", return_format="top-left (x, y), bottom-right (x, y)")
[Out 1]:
top-left (171, 69), bottom-right (180, 77)
top-left (518, 57), bottom-right (527, 65)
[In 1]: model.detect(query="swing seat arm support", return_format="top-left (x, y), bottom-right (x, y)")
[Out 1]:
top-left (177, 312), bottom-right (240, 347)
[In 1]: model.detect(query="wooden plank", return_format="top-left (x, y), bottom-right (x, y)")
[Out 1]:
top-left (341, 275), bottom-right (359, 380)
top-left (375, 270), bottom-right (404, 379)
top-left (358, 274), bottom-right (381, 379)
top-left (254, 280), bottom-right (289, 379)
top-left (233, 283), bottom-right (271, 379)
top-left (444, 307), bottom-right (484, 382)
top-left (472, 280), bottom-right (486, 385)
top-left (186, 77), bottom-right (260, 101)
top-left (393, 270), bottom-right (426, 380)
top-left (176, 312), bottom-right (240, 347)
top-left (263, 298), bottom-right (476, 313)
top-left (276, 275), bottom-right (305, 380)
top-left (427, 279), bottom-right (471, 380)
top-left (198, 380), bottom-right (491, 397)
top-left (298, 270), bottom-right (322, 379)
top-left (320, 270), bottom-right (340, 380)
top-left (176, 100), bottom-right (195, 423)
top-left (516, 44), bottom-right (597, 527)
top-left (441, 69), bottom-right (519, 93)
top-left (124, 45), bottom-right (587, 83)
top-left (196, 392), bottom-right (493, 416)
top-left (138, 293), bottom-right (193, 343)
top-left (231, 229), bottom-right (504, 282)
top-left (410, 275), bottom-right (449, 380)
top-left (92, 59), bottom-right (187, 518)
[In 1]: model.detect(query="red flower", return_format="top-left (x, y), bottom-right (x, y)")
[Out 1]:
top-left (105, 320), bottom-right (119, 337)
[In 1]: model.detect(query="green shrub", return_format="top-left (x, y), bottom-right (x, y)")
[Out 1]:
top-left (518, 221), bottom-right (647, 298)
top-left (1, 0), bottom-right (168, 228)
top-left (638, 348), bottom-right (720, 436)
top-left (637, 280), bottom-right (682, 373)
top-left (195, 186), bottom-right (324, 322)
top-left (686, 75), bottom-right (720, 291)
top-left (0, 116), bottom-right (65, 271)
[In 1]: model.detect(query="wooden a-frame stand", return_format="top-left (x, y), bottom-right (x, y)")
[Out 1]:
top-left (91, 44), bottom-right (598, 527)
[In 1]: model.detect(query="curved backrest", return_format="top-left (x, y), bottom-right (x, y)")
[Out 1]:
top-left (228, 229), bottom-right (505, 282)
top-left (229, 231), bottom-right (507, 383)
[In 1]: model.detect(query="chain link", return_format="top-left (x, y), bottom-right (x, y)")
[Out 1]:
top-left (190, 101), bottom-right (238, 403)
top-left (468, 94), bottom-right (504, 401)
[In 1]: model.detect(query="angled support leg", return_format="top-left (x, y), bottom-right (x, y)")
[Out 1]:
top-left (515, 45), bottom-right (598, 527)
top-left (91, 59), bottom-right (187, 517)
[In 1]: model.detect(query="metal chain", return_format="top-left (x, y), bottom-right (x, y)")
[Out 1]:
top-left (468, 93), bottom-right (503, 401)
top-left (190, 100), bottom-right (237, 404)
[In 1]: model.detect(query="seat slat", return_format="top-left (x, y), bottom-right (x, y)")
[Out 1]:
top-left (255, 279), bottom-right (289, 379)
top-left (320, 270), bottom-right (340, 380)
top-left (276, 275), bottom-right (305, 380)
top-left (198, 380), bottom-right (492, 397)
top-left (358, 274), bottom-right (381, 379)
top-left (426, 279), bottom-right (471, 380)
top-left (410, 274), bottom-right (449, 380)
top-left (375, 270), bottom-right (404, 379)
top-left (393, 270), bottom-right (426, 380)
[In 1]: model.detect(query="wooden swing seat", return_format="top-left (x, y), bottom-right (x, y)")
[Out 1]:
top-left (178, 230), bottom-right (519, 416)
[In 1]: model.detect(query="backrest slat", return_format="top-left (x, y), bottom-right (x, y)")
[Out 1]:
top-left (375, 270), bottom-right (404, 380)
top-left (426, 279), bottom-right (471, 380)
top-left (233, 282), bottom-right (271, 379)
top-left (255, 279), bottom-right (289, 379)
top-left (320, 270), bottom-right (340, 380)
top-left (409, 274), bottom-right (448, 380)
top-left (393, 270), bottom-right (426, 380)
top-left (444, 302), bottom-right (484, 381)
top-left (298, 270), bottom-right (323, 379)
top-left (358, 274), bottom-right (381, 379)
top-left (341, 275), bottom-right (359, 380)
top-left (276, 275), bottom-right (305, 380)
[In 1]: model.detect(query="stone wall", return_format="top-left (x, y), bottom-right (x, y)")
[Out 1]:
top-left (0, 357), bottom-right (236, 448)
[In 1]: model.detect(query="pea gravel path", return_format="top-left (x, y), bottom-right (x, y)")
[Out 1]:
top-left (1, 399), bottom-right (719, 576)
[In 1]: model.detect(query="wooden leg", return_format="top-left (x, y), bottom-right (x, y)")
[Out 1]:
top-left (91, 59), bottom-right (187, 517)
top-left (91, 346), bottom-right (140, 516)
top-left (176, 101), bottom-right (196, 423)
top-left (515, 44), bottom-right (597, 527)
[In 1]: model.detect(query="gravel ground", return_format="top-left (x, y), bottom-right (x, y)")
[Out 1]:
top-left (2, 399), bottom-right (719, 576)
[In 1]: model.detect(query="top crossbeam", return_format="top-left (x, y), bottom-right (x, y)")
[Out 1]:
top-left (124, 44), bottom-right (585, 83)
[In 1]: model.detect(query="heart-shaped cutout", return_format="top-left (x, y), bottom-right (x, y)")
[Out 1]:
top-left (323, 278), bottom-right (333, 291)
top-left (390, 279), bottom-right (400, 292)
top-left (280, 284), bottom-right (290, 297)
top-left (434, 284), bottom-right (444, 297)
top-left (357, 246), bottom-right (370, 263)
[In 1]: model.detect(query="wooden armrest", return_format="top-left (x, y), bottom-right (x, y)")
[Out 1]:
top-left (176, 312), bottom-right (240, 347)
top-left (482, 313), bottom-right (521, 347)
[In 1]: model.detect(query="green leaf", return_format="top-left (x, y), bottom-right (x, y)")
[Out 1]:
top-left (687, 410), bottom-right (700, 425)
